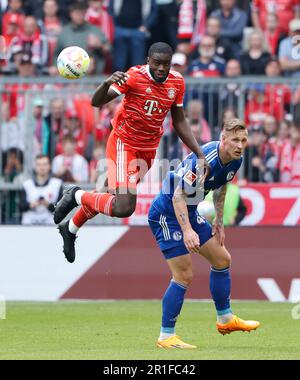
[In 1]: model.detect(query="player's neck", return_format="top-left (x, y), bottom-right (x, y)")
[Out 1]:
top-left (218, 144), bottom-right (232, 165)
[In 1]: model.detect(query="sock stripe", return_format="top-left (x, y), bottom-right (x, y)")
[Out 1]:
top-left (211, 266), bottom-right (230, 273)
top-left (216, 307), bottom-right (232, 316)
top-left (171, 279), bottom-right (187, 290)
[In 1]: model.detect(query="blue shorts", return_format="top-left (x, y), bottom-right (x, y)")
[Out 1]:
top-left (148, 205), bottom-right (213, 260)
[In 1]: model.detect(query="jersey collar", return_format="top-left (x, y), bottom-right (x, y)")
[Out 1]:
top-left (146, 65), bottom-right (169, 84)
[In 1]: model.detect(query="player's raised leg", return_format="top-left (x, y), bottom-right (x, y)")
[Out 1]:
top-left (157, 254), bottom-right (197, 349)
top-left (198, 235), bottom-right (260, 335)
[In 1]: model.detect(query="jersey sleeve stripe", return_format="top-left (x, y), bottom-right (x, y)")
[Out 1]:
top-left (110, 85), bottom-right (122, 95)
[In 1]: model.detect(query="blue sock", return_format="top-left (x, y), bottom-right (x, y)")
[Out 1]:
top-left (161, 280), bottom-right (187, 335)
top-left (209, 267), bottom-right (232, 321)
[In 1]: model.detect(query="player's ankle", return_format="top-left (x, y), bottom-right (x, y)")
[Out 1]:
top-left (75, 190), bottom-right (85, 205)
top-left (68, 219), bottom-right (79, 234)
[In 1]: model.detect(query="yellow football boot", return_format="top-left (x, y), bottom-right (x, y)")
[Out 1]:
top-left (157, 335), bottom-right (197, 349)
top-left (217, 315), bottom-right (260, 335)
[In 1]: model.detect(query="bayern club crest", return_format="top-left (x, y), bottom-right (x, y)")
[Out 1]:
top-left (168, 89), bottom-right (176, 99)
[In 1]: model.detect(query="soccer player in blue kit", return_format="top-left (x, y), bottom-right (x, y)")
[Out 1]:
top-left (148, 118), bottom-right (260, 349)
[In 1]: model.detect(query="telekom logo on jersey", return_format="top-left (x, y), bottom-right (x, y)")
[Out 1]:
top-left (144, 100), bottom-right (163, 116)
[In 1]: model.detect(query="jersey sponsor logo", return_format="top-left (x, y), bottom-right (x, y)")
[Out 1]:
top-left (144, 99), bottom-right (162, 116)
top-left (183, 170), bottom-right (197, 186)
top-left (197, 215), bottom-right (206, 224)
top-left (168, 88), bottom-right (176, 99)
top-left (173, 231), bottom-right (182, 241)
top-left (226, 171), bottom-right (235, 181)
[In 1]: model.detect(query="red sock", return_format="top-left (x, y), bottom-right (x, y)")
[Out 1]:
top-left (81, 192), bottom-right (115, 216)
top-left (72, 205), bottom-right (98, 228)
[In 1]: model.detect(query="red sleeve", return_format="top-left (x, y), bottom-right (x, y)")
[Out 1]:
top-left (174, 77), bottom-right (185, 107)
top-left (110, 67), bottom-right (137, 96)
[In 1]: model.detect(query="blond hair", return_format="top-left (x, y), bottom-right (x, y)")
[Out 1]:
top-left (222, 118), bottom-right (247, 135)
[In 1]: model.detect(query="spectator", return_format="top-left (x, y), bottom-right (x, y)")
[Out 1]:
top-left (2, 0), bottom-right (25, 37)
top-left (85, 0), bottom-right (114, 43)
top-left (264, 58), bottom-right (291, 121)
top-left (171, 52), bottom-right (188, 76)
top-left (53, 2), bottom-right (110, 74)
top-left (263, 13), bottom-right (286, 56)
top-left (186, 99), bottom-right (211, 144)
top-left (278, 120), bottom-right (291, 145)
top-left (109, 0), bottom-right (157, 71)
top-left (188, 35), bottom-right (225, 77)
top-left (38, 0), bottom-right (62, 67)
top-left (89, 142), bottom-right (106, 183)
top-left (94, 99), bottom-right (118, 144)
top-left (210, 0), bottom-right (248, 57)
top-left (1, 147), bottom-right (24, 223)
top-left (176, 0), bottom-right (206, 55)
top-left (2, 147), bottom-right (24, 183)
top-left (279, 123), bottom-right (300, 183)
top-left (240, 29), bottom-right (271, 75)
top-left (52, 135), bottom-right (89, 183)
top-left (56, 109), bottom-right (88, 156)
top-left (8, 15), bottom-right (48, 69)
top-left (222, 107), bottom-right (238, 124)
top-left (244, 126), bottom-right (267, 182)
top-left (20, 154), bottom-right (63, 225)
top-left (32, 98), bottom-right (51, 158)
top-left (150, 0), bottom-right (179, 50)
top-left (1, 101), bottom-right (25, 153)
top-left (45, 98), bottom-right (65, 158)
top-left (251, 0), bottom-right (300, 36)
top-left (245, 84), bottom-right (282, 127)
top-left (206, 16), bottom-right (234, 61)
top-left (279, 18), bottom-right (300, 77)
top-left (180, 99), bottom-right (212, 158)
top-left (220, 59), bottom-right (242, 112)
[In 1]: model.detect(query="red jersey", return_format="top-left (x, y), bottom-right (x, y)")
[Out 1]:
top-left (252, 0), bottom-right (300, 35)
top-left (110, 65), bottom-right (185, 151)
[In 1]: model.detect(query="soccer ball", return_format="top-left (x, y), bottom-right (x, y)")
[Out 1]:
top-left (57, 46), bottom-right (90, 79)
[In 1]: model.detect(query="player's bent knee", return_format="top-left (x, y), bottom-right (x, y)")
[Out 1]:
top-left (174, 269), bottom-right (193, 287)
top-left (213, 252), bottom-right (231, 269)
top-left (113, 204), bottom-right (135, 218)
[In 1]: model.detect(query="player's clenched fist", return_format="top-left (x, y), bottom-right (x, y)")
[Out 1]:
top-left (183, 229), bottom-right (200, 254)
top-left (105, 71), bottom-right (129, 86)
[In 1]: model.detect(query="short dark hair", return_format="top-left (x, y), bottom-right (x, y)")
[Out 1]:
top-left (69, 1), bottom-right (87, 12)
top-left (148, 42), bottom-right (173, 58)
top-left (36, 154), bottom-right (50, 161)
top-left (62, 135), bottom-right (76, 144)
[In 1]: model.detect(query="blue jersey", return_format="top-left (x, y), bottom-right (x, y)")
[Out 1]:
top-left (152, 141), bottom-right (242, 218)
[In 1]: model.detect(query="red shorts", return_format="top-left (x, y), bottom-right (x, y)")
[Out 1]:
top-left (106, 129), bottom-right (156, 190)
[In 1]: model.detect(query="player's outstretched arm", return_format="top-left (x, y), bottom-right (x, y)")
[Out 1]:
top-left (171, 106), bottom-right (210, 176)
top-left (212, 185), bottom-right (227, 246)
top-left (91, 72), bottom-right (129, 107)
top-left (172, 185), bottom-right (200, 254)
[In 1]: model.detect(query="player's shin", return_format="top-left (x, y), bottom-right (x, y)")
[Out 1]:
top-left (76, 191), bottom-right (115, 217)
top-left (209, 267), bottom-right (233, 324)
top-left (70, 205), bottom-right (99, 233)
top-left (159, 280), bottom-right (187, 340)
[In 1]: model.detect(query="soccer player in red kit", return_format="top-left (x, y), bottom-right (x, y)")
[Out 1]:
top-left (54, 42), bottom-right (208, 263)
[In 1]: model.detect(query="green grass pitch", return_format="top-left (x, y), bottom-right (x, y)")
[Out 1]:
top-left (0, 301), bottom-right (299, 360)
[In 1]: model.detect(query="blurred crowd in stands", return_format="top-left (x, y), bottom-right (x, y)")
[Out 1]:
top-left (1, 0), bottom-right (300, 224)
